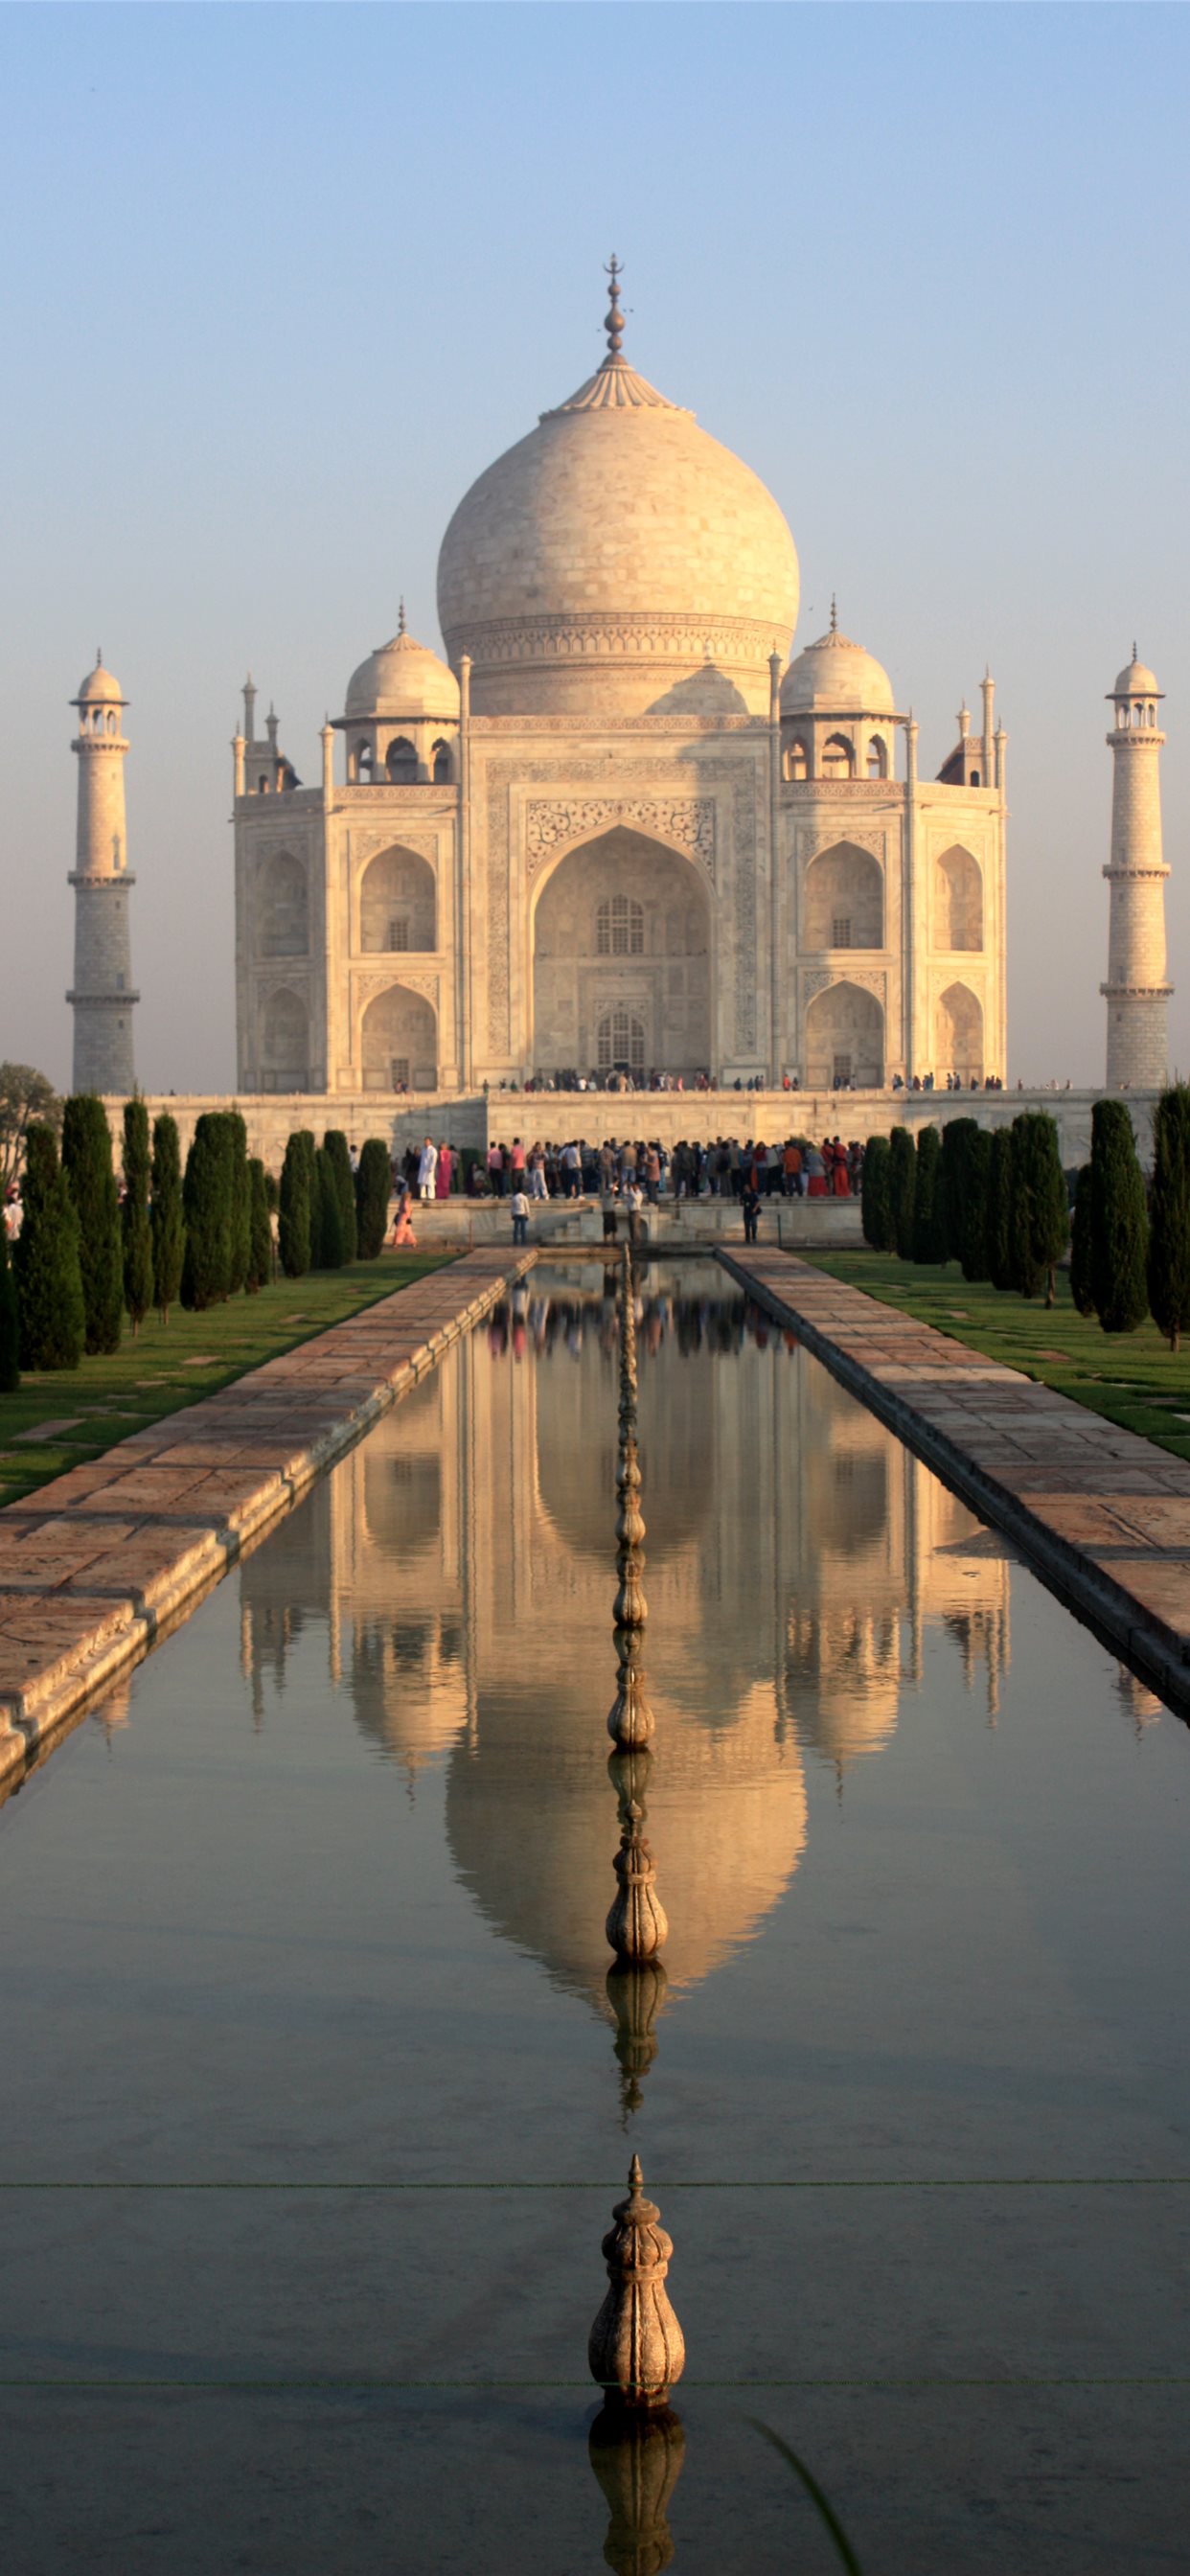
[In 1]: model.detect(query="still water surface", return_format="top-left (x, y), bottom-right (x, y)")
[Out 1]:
top-left (0, 1261), bottom-right (1186, 2571)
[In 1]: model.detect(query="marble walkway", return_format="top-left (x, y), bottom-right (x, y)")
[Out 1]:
top-left (0, 1250), bottom-right (529, 1790)
top-left (722, 1248), bottom-right (1190, 1710)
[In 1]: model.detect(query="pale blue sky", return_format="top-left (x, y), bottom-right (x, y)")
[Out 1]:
top-left (4, 2), bottom-right (1188, 1092)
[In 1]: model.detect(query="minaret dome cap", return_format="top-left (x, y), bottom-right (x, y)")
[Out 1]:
top-left (72, 655), bottom-right (126, 708)
top-left (1110, 653), bottom-right (1162, 700)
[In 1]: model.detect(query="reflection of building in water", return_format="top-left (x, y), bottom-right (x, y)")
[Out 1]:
top-left (239, 1270), bottom-right (1011, 2023)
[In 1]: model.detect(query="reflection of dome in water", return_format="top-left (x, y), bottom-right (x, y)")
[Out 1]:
top-left (446, 1675), bottom-right (806, 2009)
top-left (534, 1353), bottom-right (711, 1565)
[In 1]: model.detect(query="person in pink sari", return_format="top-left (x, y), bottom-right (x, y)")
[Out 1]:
top-left (434, 1141), bottom-right (453, 1201)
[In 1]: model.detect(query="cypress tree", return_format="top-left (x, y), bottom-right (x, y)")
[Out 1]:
top-left (312, 1147), bottom-right (345, 1269)
top-left (150, 1113), bottom-right (186, 1324)
top-left (860, 1135), bottom-right (893, 1251)
top-left (1089, 1097), bottom-right (1149, 1333)
top-left (355, 1138), bottom-right (392, 1259)
top-left (181, 1112), bottom-right (234, 1310)
top-left (279, 1132), bottom-right (311, 1278)
top-left (939, 1117), bottom-right (978, 1265)
top-left (246, 1157), bottom-right (272, 1292)
top-left (323, 1130), bottom-right (358, 1263)
top-left (888, 1126), bottom-right (916, 1259)
top-left (121, 1098), bottom-right (154, 1338)
top-left (957, 1130), bottom-right (992, 1282)
top-left (61, 1093), bottom-right (123, 1355)
top-left (1147, 1084), bottom-right (1190, 1351)
top-left (226, 1110), bottom-right (251, 1295)
top-left (1070, 1162), bottom-right (1095, 1317)
top-left (985, 1129), bottom-right (1014, 1289)
top-left (14, 1124), bottom-right (85, 1370)
top-left (1007, 1111), bottom-right (1069, 1304)
top-left (911, 1126), bottom-right (947, 1263)
top-left (0, 1215), bottom-right (19, 1393)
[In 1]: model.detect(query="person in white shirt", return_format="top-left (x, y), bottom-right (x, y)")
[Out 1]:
top-left (417, 1138), bottom-right (438, 1202)
top-left (511, 1186), bottom-right (530, 1247)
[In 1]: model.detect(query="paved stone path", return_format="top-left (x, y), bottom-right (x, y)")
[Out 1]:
top-left (0, 1251), bottom-right (528, 1789)
top-left (723, 1249), bottom-right (1190, 1709)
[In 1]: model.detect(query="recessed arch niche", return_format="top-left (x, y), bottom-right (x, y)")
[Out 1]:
top-left (935, 846), bottom-right (983, 952)
top-left (803, 980), bottom-right (884, 1089)
top-left (802, 842), bottom-right (884, 951)
top-left (934, 982), bottom-right (983, 1081)
top-left (360, 845), bottom-right (437, 954)
top-left (531, 825), bottom-right (712, 1078)
top-left (260, 985), bottom-right (309, 1089)
top-left (360, 982), bottom-right (438, 1091)
top-left (258, 851), bottom-right (309, 957)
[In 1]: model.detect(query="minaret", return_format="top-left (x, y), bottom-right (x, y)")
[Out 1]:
top-left (1102, 649), bottom-right (1172, 1091)
top-left (67, 653), bottom-right (138, 1095)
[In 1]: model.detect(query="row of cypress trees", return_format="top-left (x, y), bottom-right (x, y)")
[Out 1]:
top-left (860, 1088), bottom-right (1190, 1346)
top-left (0, 1104), bottom-right (397, 1389)
top-left (277, 1132), bottom-right (391, 1276)
top-left (862, 1111), bottom-right (1069, 1303)
top-left (1069, 1090), bottom-right (1190, 1346)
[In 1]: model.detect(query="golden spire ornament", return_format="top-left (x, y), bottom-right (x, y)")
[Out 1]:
top-left (588, 2155), bottom-right (685, 2408)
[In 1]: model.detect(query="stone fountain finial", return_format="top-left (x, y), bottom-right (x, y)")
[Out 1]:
top-left (606, 1801), bottom-right (667, 1963)
top-left (589, 2156), bottom-right (685, 2409)
top-left (607, 1621), bottom-right (655, 1749)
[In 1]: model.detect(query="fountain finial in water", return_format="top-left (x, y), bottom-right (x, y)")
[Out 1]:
top-left (589, 2155), bottom-right (685, 2408)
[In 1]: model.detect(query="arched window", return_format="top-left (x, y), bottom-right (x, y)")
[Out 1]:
top-left (596, 894), bottom-right (645, 956)
top-left (785, 740), bottom-right (808, 782)
top-left (821, 733), bottom-right (855, 779)
top-left (260, 986), bottom-right (309, 1090)
top-left (356, 741), bottom-right (374, 781)
top-left (107, 710), bottom-right (119, 736)
top-left (866, 736), bottom-right (887, 779)
top-left (386, 737), bottom-right (418, 784)
top-left (431, 739), bottom-right (451, 784)
top-left (598, 1009), bottom-right (646, 1075)
top-left (970, 768), bottom-right (981, 785)
top-left (1149, 704), bottom-right (1157, 726)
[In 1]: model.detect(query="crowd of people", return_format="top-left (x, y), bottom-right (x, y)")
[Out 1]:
top-left (383, 1132), bottom-right (867, 1250)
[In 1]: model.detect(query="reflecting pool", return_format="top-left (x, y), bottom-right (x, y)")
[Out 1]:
top-left (0, 1260), bottom-right (1186, 2572)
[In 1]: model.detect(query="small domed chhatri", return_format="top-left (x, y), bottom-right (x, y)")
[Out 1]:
top-left (781, 605), bottom-right (895, 716)
top-left (344, 606), bottom-right (460, 723)
top-left (230, 264), bottom-right (1014, 1100)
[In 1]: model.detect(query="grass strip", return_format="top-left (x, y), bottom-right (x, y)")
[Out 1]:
top-left (800, 1254), bottom-right (1190, 1462)
top-left (0, 1254), bottom-right (454, 1510)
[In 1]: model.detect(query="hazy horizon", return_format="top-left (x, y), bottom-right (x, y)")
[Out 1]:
top-left (4, 1), bottom-right (1188, 1094)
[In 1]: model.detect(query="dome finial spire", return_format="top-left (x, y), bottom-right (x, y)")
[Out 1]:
top-left (398, 598), bottom-right (407, 636)
top-left (604, 254), bottom-right (625, 363)
top-left (830, 594), bottom-right (837, 635)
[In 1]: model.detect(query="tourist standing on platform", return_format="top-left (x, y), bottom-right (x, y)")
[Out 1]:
top-left (528, 1144), bottom-right (548, 1201)
top-left (742, 1179), bottom-right (761, 1244)
top-left (434, 1141), bottom-right (453, 1201)
top-left (488, 1141), bottom-right (506, 1196)
top-left (418, 1138), bottom-right (438, 1202)
top-left (511, 1185), bottom-right (530, 1247)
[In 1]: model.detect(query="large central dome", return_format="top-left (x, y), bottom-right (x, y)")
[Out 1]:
top-left (437, 283), bottom-right (799, 717)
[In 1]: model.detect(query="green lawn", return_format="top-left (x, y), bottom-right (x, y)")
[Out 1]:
top-left (0, 1254), bottom-right (454, 1509)
top-left (802, 1252), bottom-right (1190, 1465)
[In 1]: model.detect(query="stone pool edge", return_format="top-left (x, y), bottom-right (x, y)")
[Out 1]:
top-left (721, 1247), bottom-right (1190, 1714)
top-left (0, 1250), bottom-right (533, 1792)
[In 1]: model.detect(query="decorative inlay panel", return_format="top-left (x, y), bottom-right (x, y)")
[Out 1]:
top-left (525, 797), bottom-right (716, 882)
